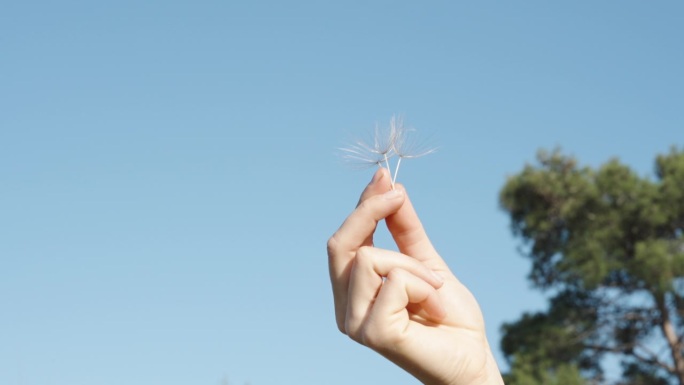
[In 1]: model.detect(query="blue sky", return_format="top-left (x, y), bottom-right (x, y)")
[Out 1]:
top-left (1, 1), bottom-right (682, 384)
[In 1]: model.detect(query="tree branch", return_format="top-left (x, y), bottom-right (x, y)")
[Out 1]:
top-left (656, 294), bottom-right (684, 385)
top-left (583, 343), bottom-right (675, 374)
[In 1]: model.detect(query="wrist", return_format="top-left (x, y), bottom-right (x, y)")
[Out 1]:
top-left (468, 351), bottom-right (504, 385)
top-left (472, 370), bottom-right (504, 385)
top-left (420, 351), bottom-right (503, 385)
top-left (442, 351), bottom-right (503, 385)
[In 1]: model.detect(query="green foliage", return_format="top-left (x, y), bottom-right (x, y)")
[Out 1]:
top-left (501, 290), bottom-right (602, 380)
top-left (617, 361), bottom-right (671, 385)
top-left (500, 147), bottom-right (684, 385)
top-left (504, 356), bottom-right (589, 385)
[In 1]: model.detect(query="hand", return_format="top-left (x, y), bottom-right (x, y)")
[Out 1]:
top-left (327, 168), bottom-right (504, 385)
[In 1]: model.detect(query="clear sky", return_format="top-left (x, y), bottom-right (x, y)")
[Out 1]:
top-left (1, 1), bottom-right (682, 384)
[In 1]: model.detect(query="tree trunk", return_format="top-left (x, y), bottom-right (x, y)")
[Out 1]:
top-left (657, 295), bottom-right (684, 385)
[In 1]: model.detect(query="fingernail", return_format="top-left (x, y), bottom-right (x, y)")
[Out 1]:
top-left (369, 169), bottom-right (383, 185)
top-left (382, 189), bottom-right (403, 200)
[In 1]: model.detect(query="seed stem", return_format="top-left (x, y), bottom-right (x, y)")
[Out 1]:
top-left (392, 157), bottom-right (403, 186)
top-left (384, 152), bottom-right (394, 190)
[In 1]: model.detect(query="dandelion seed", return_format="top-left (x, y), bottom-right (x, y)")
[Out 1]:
top-left (339, 115), bottom-right (435, 189)
top-left (340, 121), bottom-right (397, 172)
top-left (390, 116), bottom-right (437, 186)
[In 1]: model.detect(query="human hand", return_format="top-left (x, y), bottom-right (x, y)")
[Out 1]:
top-left (327, 168), bottom-right (504, 385)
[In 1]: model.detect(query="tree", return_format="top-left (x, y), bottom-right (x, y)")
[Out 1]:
top-left (499, 147), bottom-right (684, 385)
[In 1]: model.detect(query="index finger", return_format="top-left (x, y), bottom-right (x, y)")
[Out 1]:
top-left (327, 188), bottom-right (405, 284)
top-left (327, 168), bottom-right (402, 331)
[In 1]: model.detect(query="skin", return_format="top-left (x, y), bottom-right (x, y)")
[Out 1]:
top-left (327, 168), bottom-right (504, 385)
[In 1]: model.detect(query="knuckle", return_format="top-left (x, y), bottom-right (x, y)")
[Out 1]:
top-left (360, 322), bottom-right (402, 350)
top-left (336, 318), bottom-right (347, 335)
top-left (355, 246), bottom-right (374, 265)
top-left (345, 320), bottom-right (363, 344)
top-left (356, 198), bottom-right (371, 212)
top-left (386, 267), bottom-right (406, 281)
top-left (348, 331), bottom-right (363, 344)
top-left (326, 234), bottom-right (339, 256)
top-left (360, 326), bottom-right (380, 348)
top-left (359, 328), bottom-right (377, 348)
top-left (355, 198), bottom-right (380, 218)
